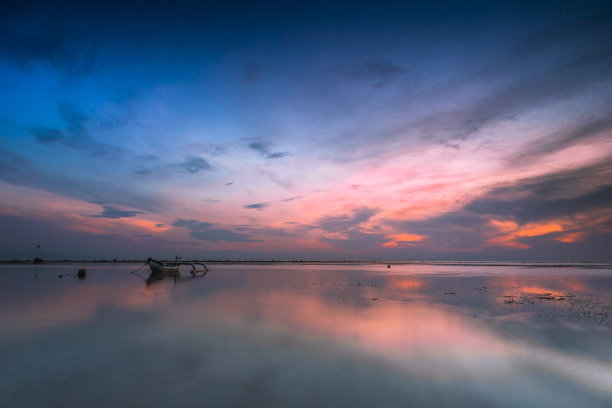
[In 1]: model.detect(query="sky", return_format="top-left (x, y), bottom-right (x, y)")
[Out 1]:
top-left (1, 0), bottom-right (611, 261)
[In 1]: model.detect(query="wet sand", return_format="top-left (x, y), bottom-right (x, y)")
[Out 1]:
top-left (1, 263), bottom-right (611, 407)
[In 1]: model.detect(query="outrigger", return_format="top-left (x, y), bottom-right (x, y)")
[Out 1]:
top-left (146, 257), bottom-right (208, 277)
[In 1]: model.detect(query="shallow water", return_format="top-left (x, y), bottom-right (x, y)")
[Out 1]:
top-left (1, 263), bottom-right (611, 407)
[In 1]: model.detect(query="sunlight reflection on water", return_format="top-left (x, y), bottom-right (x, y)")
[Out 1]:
top-left (1, 263), bottom-right (610, 407)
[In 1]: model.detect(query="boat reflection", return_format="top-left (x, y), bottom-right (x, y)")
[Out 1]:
top-left (129, 258), bottom-right (210, 286)
top-left (145, 268), bottom-right (209, 286)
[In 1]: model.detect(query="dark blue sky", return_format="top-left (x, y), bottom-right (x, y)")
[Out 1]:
top-left (1, 1), bottom-right (611, 260)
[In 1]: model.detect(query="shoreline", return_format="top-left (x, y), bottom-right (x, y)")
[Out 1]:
top-left (2, 259), bottom-right (611, 268)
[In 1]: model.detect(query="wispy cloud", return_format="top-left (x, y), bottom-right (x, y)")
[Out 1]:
top-left (2, 1), bottom-right (611, 261)
top-left (0, 149), bottom-right (163, 213)
top-left (0, 9), bottom-right (99, 76)
top-left (174, 156), bottom-right (213, 174)
top-left (465, 160), bottom-right (612, 223)
top-left (321, 230), bottom-right (388, 252)
top-left (298, 5), bottom-right (612, 165)
top-left (90, 203), bottom-right (145, 219)
top-left (280, 196), bottom-right (302, 202)
top-left (29, 102), bottom-right (118, 157)
top-left (244, 203), bottom-right (268, 210)
top-left (247, 140), bottom-right (290, 159)
top-left (386, 160), bottom-right (612, 252)
top-left (507, 116), bottom-right (612, 166)
top-left (316, 207), bottom-right (380, 233)
top-left (172, 219), bottom-right (257, 242)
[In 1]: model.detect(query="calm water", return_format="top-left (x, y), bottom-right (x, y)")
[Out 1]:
top-left (1, 263), bottom-right (611, 407)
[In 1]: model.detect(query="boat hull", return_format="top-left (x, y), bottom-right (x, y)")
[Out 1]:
top-left (147, 258), bottom-right (180, 274)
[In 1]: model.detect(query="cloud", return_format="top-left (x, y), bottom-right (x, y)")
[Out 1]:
top-left (136, 155), bottom-right (213, 177)
top-left (0, 7), bottom-right (99, 75)
top-left (382, 233), bottom-right (427, 248)
top-left (172, 219), bottom-right (256, 242)
top-left (175, 156), bottom-right (213, 174)
top-left (247, 140), bottom-right (290, 159)
top-left (244, 203), bottom-right (268, 210)
top-left (390, 212), bottom-right (492, 251)
top-left (438, 7), bottom-right (612, 142)
top-left (303, 5), bottom-right (612, 164)
top-left (321, 230), bottom-right (388, 252)
top-left (316, 207), bottom-right (380, 233)
top-left (465, 160), bottom-right (612, 223)
top-left (132, 155), bottom-right (162, 176)
top-left (173, 219), bottom-right (212, 229)
top-left (508, 116), bottom-right (612, 166)
top-left (29, 102), bottom-right (117, 157)
top-left (0, 148), bottom-right (163, 213)
top-left (0, 214), bottom-right (128, 260)
top-left (280, 196), bottom-right (302, 202)
top-left (90, 203), bottom-right (145, 219)
top-left (386, 160), bottom-right (612, 254)
top-left (29, 128), bottom-right (65, 144)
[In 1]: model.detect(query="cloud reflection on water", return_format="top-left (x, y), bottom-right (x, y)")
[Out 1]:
top-left (165, 284), bottom-right (612, 399)
top-left (1, 264), bottom-right (611, 407)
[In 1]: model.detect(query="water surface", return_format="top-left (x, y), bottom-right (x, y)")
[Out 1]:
top-left (1, 263), bottom-right (611, 407)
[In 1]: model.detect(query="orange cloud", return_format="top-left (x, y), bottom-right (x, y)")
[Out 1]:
top-left (383, 233), bottom-right (426, 248)
top-left (64, 213), bottom-right (168, 236)
top-left (487, 220), bottom-right (565, 249)
top-left (515, 223), bottom-right (563, 237)
top-left (489, 220), bottom-right (519, 233)
top-left (487, 235), bottom-right (531, 249)
top-left (554, 232), bottom-right (584, 243)
top-left (121, 218), bottom-right (169, 232)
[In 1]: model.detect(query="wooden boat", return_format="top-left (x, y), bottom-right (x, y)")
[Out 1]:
top-left (146, 258), bottom-right (180, 274)
top-left (146, 257), bottom-right (208, 274)
top-left (145, 257), bottom-right (208, 285)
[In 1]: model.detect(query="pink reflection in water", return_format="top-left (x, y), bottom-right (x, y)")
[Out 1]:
top-left (2, 263), bottom-right (611, 405)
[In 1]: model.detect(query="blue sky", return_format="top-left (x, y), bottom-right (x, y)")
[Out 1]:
top-left (1, 1), bottom-right (611, 260)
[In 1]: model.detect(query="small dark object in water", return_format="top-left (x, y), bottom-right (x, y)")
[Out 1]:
top-left (77, 269), bottom-right (86, 279)
top-left (387, 264), bottom-right (391, 268)
top-left (58, 274), bottom-right (63, 278)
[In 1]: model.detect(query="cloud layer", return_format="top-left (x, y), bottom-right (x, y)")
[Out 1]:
top-left (1, 1), bottom-right (611, 260)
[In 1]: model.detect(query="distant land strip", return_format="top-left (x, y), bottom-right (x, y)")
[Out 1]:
top-left (1, 259), bottom-right (611, 268)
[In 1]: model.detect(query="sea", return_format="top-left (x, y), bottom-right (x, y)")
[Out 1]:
top-left (1, 262), bottom-right (611, 407)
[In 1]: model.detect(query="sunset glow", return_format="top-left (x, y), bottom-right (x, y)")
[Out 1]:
top-left (1, 1), bottom-right (611, 260)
